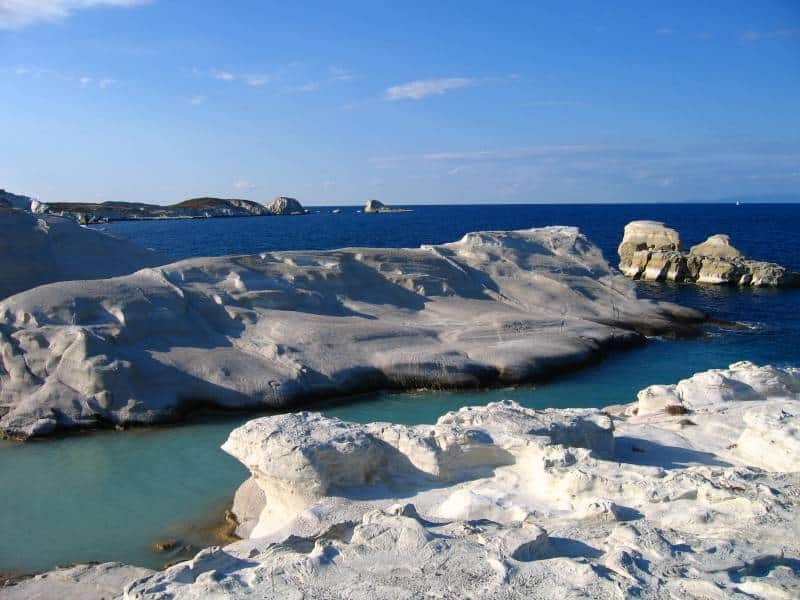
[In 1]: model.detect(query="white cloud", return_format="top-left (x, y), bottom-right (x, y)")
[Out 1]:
top-left (0, 0), bottom-right (150, 29)
top-left (79, 76), bottom-right (92, 85)
top-left (97, 77), bottom-right (115, 88)
top-left (385, 77), bottom-right (475, 101)
top-left (655, 27), bottom-right (674, 35)
top-left (189, 95), bottom-right (205, 105)
top-left (212, 69), bottom-right (235, 81)
top-left (242, 73), bottom-right (270, 86)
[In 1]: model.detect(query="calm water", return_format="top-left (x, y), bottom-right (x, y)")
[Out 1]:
top-left (1, 203), bottom-right (798, 574)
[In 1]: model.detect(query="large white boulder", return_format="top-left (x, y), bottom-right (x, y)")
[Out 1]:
top-left (0, 208), bottom-right (165, 300)
top-left (0, 227), bottom-right (705, 438)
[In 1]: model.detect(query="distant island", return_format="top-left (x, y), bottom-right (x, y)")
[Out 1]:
top-left (364, 198), bottom-right (413, 213)
top-left (15, 193), bottom-right (309, 224)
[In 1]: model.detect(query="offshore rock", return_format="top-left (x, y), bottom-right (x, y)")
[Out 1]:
top-left (265, 196), bottom-right (306, 215)
top-left (618, 220), bottom-right (800, 287)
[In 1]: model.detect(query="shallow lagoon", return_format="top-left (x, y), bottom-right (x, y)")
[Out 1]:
top-left (2, 204), bottom-right (799, 574)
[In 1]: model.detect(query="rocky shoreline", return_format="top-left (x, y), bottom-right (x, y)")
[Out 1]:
top-left (0, 226), bottom-right (706, 439)
top-left (3, 362), bottom-right (797, 599)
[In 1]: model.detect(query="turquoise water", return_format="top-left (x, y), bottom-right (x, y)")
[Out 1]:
top-left (2, 204), bottom-right (798, 574)
top-left (1, 312), bottom-right (796, 573)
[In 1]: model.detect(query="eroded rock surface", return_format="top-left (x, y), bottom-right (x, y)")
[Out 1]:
top-left (0, 208), bottom-right (165, 300)
top-left (0, 227), bottom-right (705, 438)
top-left (121, 362), bottom-right (800, 599)
top-left (265, 196), bottom-right (306, 215)
top-left (618, 220), bottom-right (800, 287)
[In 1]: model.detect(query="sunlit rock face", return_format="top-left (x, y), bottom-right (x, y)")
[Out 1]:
top-left (0, 226), bottom-right (705, 438)
top-left (0, 207), bottom-right (165, 300)
top-left (121, 362), bottom-right (800, 600)
top-left (266, 196), bottom-right (306, 215)
top-left (618, 220), bottom-right (800, 287)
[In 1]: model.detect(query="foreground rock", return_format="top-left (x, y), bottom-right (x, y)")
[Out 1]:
top-left (0, 208), bottom-right (165, 300)
top-left (0, 563), bottom-right (153, 600)
top-left (364, 198), bottom-right (412, 213)
top-left (119, 362), bottom-right (800, 599)
top-left (0, 227), bottom-right (704, 438)
top-left (618, 220), bottom-right (800, 287)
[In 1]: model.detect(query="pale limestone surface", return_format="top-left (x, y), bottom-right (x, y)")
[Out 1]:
top-left (0, 563), bottom-right (153, 600)
top-left (119, 362), bottom-right (800, 599)
top-left (0, 227), bottom-right (704, 438)
top-left (689, 234), bottom-right (743, 259)
top-left (618, 220), bottom-right (800, 287)
top-left (0, 208), bottom-right (165, 300)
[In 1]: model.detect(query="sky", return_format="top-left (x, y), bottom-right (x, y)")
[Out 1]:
top-left (1, 0), bottom-right (799, 206)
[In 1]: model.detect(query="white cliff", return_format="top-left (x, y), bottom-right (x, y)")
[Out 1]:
top-left (0, 207), bottom-right (165, 300)
top-left (0, 227), bottom-right (704, 438)
top-left (118, 362), bottom-right (800, 599)
top-left (618, 220), bottom-right (800, 287)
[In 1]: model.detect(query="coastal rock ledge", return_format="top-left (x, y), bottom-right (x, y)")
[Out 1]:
top-left (4, 362), bottom-right (798, 598)
top-left (0, 227), bottom-right (705, 439)
top-left (618, 220), bottom-right (800, 287)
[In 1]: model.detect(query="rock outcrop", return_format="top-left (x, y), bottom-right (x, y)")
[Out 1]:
top-left (0, 227), bottom-right (705, 438)
top-left (0, 208), bottom-right (166, 300)
top-left (43, 197), bottom-right (273, 224)
top-left (265, 196), bottom-right (306, 215)
top-left (364, 199), bottom-right (412, 213)
top-left (618, 220), bottom-right (800, 287)
top-left (118, 362), bottom-right (800, 599)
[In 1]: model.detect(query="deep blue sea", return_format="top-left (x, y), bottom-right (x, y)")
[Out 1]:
top-left (1, 203), bottom-right (798, 575)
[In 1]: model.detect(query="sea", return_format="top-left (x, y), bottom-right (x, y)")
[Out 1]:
top-left (1, 203), bottom-right (798, 575)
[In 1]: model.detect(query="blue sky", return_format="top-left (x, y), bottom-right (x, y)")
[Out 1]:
top-left (1, 0), bottom-right (799, 205)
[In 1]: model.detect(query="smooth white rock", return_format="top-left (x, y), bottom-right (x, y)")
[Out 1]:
top-left (120, 362), bottom-right (800, 599)
top-left (0, 208), bottom-right (165, 300)
top-left (0, 227), bottom-right (704, 438)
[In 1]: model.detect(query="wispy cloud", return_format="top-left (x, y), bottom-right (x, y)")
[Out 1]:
top-left (655, 27), bottom-right (674, 35)
top-left (242, 73), bottom-right (270, 86)
top-left (11, 65), bottom-right (117, 88)
top-left (189, 95), bottom-right (205, 105)
top-left (740, 28), bottom-right (800, 43)
top-left (330, 66), bottom-right (355, 82)
top-left (211, 69), bottom-right (236, 82)
top-left (385, 77), bottom-right (476, 101)
top-left (0, 0), bottom-right (151, 29)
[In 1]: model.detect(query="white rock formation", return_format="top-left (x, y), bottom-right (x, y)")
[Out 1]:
top-left (0, 208), bottom-right (165, 300)
top-left (118, 362), bottom-right (800, 599)
top-left (618, 220), bottom-right (800, 287)
top-left (0, 227), bottom-right (705, 438)
top-left (266, 196), bottom-right (305, 215)
top-left (689, 233), bottom-right (742, 259)
top-left (0, 563), bottom-right (153, 600)
top-left (364, 199), bottom-right (412, 213)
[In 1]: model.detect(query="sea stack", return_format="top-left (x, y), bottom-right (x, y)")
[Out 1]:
top-left (364, 199), bottom-right (412, 213)
top-left (618, 220), bottom-right (800, 287)
top-left (266, 196), bottom-right (306, 215)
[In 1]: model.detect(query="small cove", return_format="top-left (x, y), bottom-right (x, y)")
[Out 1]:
top-left (1, 203), bottom-right (798, 574)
